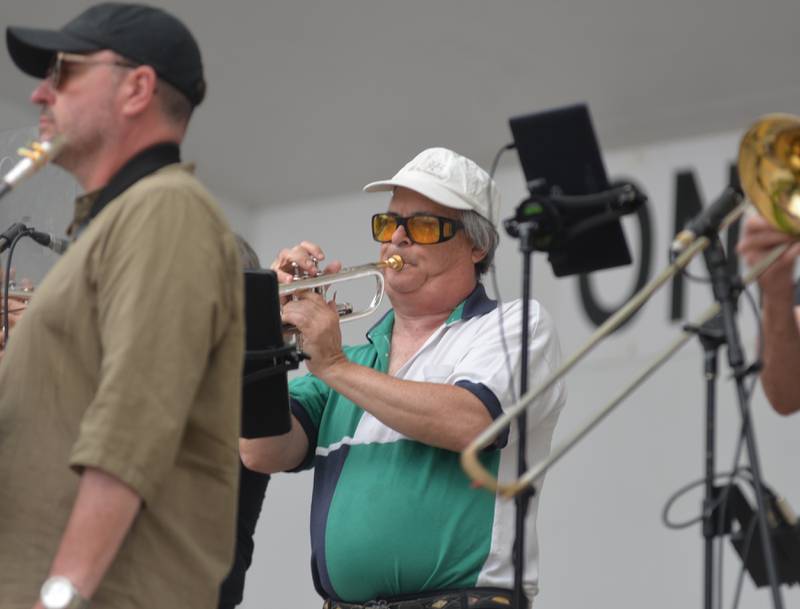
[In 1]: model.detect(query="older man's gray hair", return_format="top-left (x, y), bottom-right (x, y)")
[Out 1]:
top-left (460, 210), bottom-right (499, 276)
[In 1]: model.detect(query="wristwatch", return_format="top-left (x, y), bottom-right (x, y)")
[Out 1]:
top-left (40, 576), bottom-right (89, 609)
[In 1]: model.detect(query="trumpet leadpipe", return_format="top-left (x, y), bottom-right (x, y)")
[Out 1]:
top-left (279, 255), bottom-right (403, 328)
top-left (278, 255), bottom-right (403, 296)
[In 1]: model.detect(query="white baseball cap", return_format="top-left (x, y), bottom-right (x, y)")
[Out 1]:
top-left (363, 147), bottom-right (501, 225)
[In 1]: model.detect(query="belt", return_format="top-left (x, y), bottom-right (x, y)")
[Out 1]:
top-left (323, 587), bottom-right (522, 609)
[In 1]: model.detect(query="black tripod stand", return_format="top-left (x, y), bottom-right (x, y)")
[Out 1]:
top-left (686, 236), bottom-right (786, 609)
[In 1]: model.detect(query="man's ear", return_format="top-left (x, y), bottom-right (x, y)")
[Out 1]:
top-left (119, 65), bottom-right (158, 117)
top-left (471, 246), bottom-right (488, 265)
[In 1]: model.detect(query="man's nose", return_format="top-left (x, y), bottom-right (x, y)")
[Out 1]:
top-left (391, 224), bottom-right (411, 246)
top-left (30, 79), bottom-right (55, 105)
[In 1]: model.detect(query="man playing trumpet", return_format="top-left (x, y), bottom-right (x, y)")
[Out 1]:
top-left (241, 147), bottom-right (566, 608)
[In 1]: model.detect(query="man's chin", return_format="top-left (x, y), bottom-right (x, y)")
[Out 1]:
top-left (386, 276), bottom-right (425, 296)
top-left (37, 126), bottom-right (55, 142)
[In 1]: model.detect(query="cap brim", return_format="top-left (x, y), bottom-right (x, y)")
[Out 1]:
top-left (363, 176), bottom-right (473, 212)
top-left (6, 27), bottom-right (100, 78)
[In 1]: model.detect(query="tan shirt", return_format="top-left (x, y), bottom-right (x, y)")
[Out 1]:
top-left (0, 164), bottom-right (244, 608)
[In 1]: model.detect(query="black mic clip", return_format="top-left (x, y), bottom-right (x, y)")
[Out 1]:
top-left (503, 181), bottom-right (563, 253)
top-left (0, 222), bottom-right (28, 254)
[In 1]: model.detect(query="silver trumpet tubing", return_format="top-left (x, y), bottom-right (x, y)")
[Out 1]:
top-left (461, 113), bottom-right (800, 497)
top-left (279, 254), bottom-right (404, 329)
top-left (0, 136), bottom-right (67, 201)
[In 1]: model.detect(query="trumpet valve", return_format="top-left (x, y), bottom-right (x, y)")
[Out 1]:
top-left (336, 302), bottom-right (354, 317)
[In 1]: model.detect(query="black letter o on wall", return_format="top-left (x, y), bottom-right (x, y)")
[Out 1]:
top-left (578, 180), bottom-right (653, 329)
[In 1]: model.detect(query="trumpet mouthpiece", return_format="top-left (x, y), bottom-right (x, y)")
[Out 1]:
top-left (382, 255), bottom-right (404, 271)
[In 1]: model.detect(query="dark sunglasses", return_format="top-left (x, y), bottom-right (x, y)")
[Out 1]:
top-left (371, 212), bottom-right (464, 245)
top-left (46, 51), bottom-right (138, 90)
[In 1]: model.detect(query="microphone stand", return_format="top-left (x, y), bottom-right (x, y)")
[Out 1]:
top-left (511, 220), bottom-right (537, 609)
top-left (696, 236), bottom-right (785, 609)
top-left (502, 182), bottom-right (644, 608)
top-left (686, 313), bottom-right (726, 609)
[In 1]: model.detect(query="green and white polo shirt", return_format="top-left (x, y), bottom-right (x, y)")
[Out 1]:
top-left (289, 283), bottom-right (565, 603)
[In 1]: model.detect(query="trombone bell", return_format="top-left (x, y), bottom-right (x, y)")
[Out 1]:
top-left (739, 114), bottom-right (800, 235)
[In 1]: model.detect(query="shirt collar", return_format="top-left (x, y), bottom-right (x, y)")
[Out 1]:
top-left (366, 282), bottom-right (497, 343)
top-left (67, 142), bottom-right (181, 237)
top-left (445, 282), bottom-right (497, 324)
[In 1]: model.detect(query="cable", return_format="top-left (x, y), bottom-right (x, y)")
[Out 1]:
top-left (487, 143), bottom-right (519, 405)
top-left (661, 466), bottom-right (752, 530)
top-left (740, 282), bottom-right (764, 374)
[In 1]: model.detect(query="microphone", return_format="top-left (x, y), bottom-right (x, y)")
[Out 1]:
top-left (671, 186), bottom-right (744, 254)
top-left (0, 222), bottom-right (27, 253)
top-left (29, 230), bottom-right (69, 255)
top-left (547, 183), bottom-right (645, 214)
top-left (0, 136), bottom-right (67, 200)
top-left (504, 182), bottom-right (646, 249)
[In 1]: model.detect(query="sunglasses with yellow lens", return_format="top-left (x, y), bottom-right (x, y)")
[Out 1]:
top-left (371, 212), bottom-right (463, 245)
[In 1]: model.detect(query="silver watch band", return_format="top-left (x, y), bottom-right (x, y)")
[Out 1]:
top-left (40, 576), bottom-right (89, 609)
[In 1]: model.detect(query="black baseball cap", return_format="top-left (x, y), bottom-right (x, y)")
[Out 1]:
top-left (6, 2), bottom-right (206, 107)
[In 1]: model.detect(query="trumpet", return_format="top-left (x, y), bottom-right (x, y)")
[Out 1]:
top-left (280, 254), bottom-right (404, 328)
top-left (461, 113), bottom-right (800, 497)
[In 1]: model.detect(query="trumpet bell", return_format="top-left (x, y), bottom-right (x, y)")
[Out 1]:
top-left (739, 113), bottom-right (800, 235)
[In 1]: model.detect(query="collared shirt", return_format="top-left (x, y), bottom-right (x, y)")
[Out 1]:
top-left (289, 284), bottom-right (566, 603)
top-left (0, 160), bottom-right (244, 609)
top-left (67, 142), bottom-right (181, 238)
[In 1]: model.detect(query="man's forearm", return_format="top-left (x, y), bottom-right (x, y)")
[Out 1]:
top-left (320, 361), bottom-right (492, 452)
top-left (760, 290), bottom-right (800, 415)
top-left (240, 415), bottom-right (310, 474)
top-left (37, 467), bottom-right (141, 605)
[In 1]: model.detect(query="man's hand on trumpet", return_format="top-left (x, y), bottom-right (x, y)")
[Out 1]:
top-left (271, 241), bottom-right (347, 375)
top-left (271, 241), bottom-right (342, 287)
top-left (282, 289), bottom-right (347, 377)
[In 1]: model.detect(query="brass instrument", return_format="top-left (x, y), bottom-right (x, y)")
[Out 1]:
top-left (4, 287), bottom-right (34, 302)
top-left (280, 255), bottom-right (403, 328)
top-left (5, 256), bottom-right (406, 317)
top-left (461, 114), bottom-right (800, 497)
top-left (738, 113), bottom-right (800, 236)
top-left (0, 136), bottom-right (67, 200)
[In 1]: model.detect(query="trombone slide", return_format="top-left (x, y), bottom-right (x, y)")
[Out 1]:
top-left (462, 240), bottom-right (789, 498)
